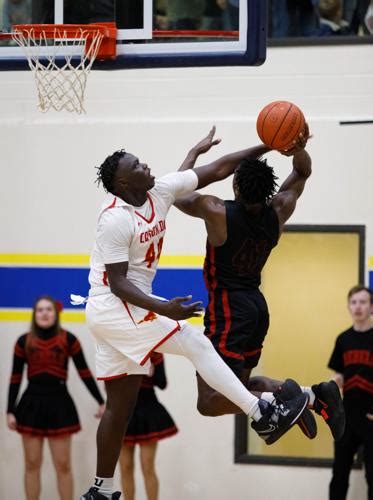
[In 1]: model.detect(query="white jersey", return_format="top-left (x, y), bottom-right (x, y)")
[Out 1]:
top-left (88, 170), bottom-right (198, 296)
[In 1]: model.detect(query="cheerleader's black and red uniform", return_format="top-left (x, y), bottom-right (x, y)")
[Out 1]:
top-left (7, 327), bottom-right (104, 437)
top-left (124, 353), bottom-right (178, 446)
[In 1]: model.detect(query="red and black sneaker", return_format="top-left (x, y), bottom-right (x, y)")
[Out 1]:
top-left (312, 381), bottom-right (345, 441)
top-left (274, 379), bottom-right (317, 439)
top-left (251, 388), bottom-right (309, 445)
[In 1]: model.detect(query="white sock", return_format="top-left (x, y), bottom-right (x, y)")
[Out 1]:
top-left (93, 477), bottom-right (114, 498)
top-left (261, 392), bottom-right (276, 405)
top-left (301, 386), bottom-right (315, 406)
top-left (157, 324), bottom-right (260, 417)
top-left (246, 392), bottom-right (276, 422)
top-left (250, 400), bottom-right (266, 422)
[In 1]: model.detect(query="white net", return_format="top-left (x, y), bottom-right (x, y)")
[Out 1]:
top-left (12, 27), bottom-right (104, 113)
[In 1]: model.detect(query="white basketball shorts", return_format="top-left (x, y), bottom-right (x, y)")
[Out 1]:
top-left (86, 292), bottom-right (182, 380)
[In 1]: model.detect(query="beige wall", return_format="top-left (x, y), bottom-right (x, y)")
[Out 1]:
top-left (250, 231), bottom-right (360, 460)
top-left (0, 42), bottom-right (372, 499)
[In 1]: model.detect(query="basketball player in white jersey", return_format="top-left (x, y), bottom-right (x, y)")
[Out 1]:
top-left (80, 129), bottom-right (309, 500)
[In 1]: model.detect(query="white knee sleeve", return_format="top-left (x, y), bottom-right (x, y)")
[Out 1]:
top-left (157, 324), bottom-right (259, 416)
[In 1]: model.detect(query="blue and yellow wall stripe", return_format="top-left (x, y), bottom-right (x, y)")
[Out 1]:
top-left (0, 254), bottom-right (207, 324)
top-left (2, 253), bottom-right (373, 324)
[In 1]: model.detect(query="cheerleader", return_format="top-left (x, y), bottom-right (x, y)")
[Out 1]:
top-left (6, 295), bottom-right (105, 500)
top-left (119, 353), bottom-right (177, 500)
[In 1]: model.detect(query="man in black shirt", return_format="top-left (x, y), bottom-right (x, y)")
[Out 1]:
top-left (328, 285), bottom-right (373, 500)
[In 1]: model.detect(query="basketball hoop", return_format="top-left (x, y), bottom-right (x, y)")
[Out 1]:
top-left (6, 23), bottom-right (117, 113)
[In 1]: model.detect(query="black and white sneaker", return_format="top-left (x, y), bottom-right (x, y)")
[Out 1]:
top-left (275, 379), bottom-right (317, 439)
top-left (251, 390), bottom-right (309, 445)
top-left (80, 488), bottom-right (121, 500)
top-left (312, 381), bottom-right (345, 441)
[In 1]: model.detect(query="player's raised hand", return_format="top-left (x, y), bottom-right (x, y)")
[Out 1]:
top-left (178, 126), bottom-right (221, 172)
top-left (281, 123), bottom-right (311, 156)
top-left (193, 126), bottom-right (221, 155)
top-left (162, 295), bottom-right (204, 320)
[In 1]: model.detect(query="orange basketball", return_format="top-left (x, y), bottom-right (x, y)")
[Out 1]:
top-left (256, 101), bottom-right (305, 151)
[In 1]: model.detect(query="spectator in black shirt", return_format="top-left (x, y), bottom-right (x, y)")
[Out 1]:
top-left (328, 285), bottom-right (373, 500)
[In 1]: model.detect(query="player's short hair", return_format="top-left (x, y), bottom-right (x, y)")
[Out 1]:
top-left (96, 149), bottom-right (126, 193)
top-left (235, 157), bottom-right (278, 204)
top-left (347, 285), bottom-right (373, 303)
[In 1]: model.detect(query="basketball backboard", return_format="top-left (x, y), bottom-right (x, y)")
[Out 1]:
top-left (0, 0), bottom-right (267, 69)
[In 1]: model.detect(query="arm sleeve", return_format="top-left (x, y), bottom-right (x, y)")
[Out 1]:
top-left (7, 336), bottom-right (26, 414)
top-left (97, 209), bottom-right (133, 264)
top-left (328, 337), bottom-right (344, 373)
top-left (68, 333), bottom-right (105, 405)
top-left (155, 170), bottom-right (199, 205)
top-left (151, 353), bottom-right (167, 389)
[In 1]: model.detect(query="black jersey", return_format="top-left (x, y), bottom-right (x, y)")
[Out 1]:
top-left (203, 201), bottom-right (279, 291)
top-left (328, 327), bottom-right (373, 409)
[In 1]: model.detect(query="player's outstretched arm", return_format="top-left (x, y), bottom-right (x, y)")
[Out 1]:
top-left (174, 193), bottom-right (220, 218)
top-left (174, 194), bottom-right (227, 246)
top-left (106, 262), bottom-right (204, 320)
top-left (178, 126), bottom-right (221, 172)
top-left (270, 125), bottom-right (312, 230)
top-left (193, 143), bottom-right (270, 189)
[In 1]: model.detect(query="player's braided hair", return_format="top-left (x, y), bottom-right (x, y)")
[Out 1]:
top-left (96, 149), bottom-right (126, 193)
top-left (235, 157), bottom-right (278, 204)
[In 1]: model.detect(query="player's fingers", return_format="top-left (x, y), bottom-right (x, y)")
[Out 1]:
top-left (209, 125), bottom-right (216, 137)
top-left (205, 126), bottom-right (216, 141)
top-left (188, 301), bottom-right (204, 309)
top-left (282, 142), bottom-right (296, 154)
top-left (212, 138), bottom-right (221, 145)
top-left (298, 136), bottom-right (306, 147)
top-left (172, 295), bottom-right (193, 304)
top-left (279, 148), bottom-right (291, 156)
top-left (302, 124), bottom-right (313, 143)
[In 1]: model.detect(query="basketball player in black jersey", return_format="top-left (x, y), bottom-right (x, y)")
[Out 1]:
top-left (175, 124), bottom-right (345, 441)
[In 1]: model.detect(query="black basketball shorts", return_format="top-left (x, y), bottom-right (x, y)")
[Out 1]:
top-left (204, 288), bottom-right (269, 377)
